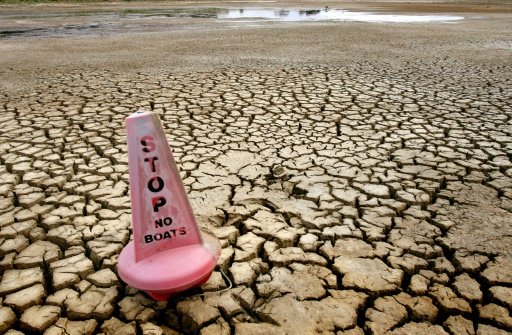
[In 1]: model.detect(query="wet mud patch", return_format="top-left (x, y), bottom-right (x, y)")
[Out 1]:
top-left (0, 23), bottom-right (105, 39)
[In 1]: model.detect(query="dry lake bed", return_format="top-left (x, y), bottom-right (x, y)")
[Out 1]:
top-left (0, 1), bottom-right (511, 334)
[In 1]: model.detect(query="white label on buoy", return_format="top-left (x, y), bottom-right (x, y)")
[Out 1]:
top-left (126, 110), bottom-right (202, 262)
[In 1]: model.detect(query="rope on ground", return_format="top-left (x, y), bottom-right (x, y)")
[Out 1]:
top-left (192, 268), bottom-right (233, 297)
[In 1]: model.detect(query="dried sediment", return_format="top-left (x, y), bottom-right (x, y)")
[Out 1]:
top-left (1, 4), bottom-right (512, 335)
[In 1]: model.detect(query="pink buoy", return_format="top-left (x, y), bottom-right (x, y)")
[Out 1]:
top-left (118, 109), bottom-right (221, 301)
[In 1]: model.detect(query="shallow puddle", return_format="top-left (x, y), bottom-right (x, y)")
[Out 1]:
top-left (0, 7), bottom-right (464, 39)
top-left (216, 8), bottom-right (464, 23)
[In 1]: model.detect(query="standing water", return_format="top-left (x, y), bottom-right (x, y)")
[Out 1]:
top-left (216, 8), bottom-right (464, 23)
top-left (0, 7), bottom-right (464, 39)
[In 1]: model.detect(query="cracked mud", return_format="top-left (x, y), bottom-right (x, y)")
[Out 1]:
top-left (0, 1), bottom-right (512, 334)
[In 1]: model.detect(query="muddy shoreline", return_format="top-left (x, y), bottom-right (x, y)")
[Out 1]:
top-left (1, 1), bottom-right (511, 93)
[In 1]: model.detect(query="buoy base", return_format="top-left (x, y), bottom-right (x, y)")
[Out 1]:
top-left (144, 271), bottom-right (213, 301)
top-left (118, 235), bottom-right (219, 301)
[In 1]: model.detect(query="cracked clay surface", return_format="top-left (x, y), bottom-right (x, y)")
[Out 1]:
top-left (0, 1), bottom-right (511, 334)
